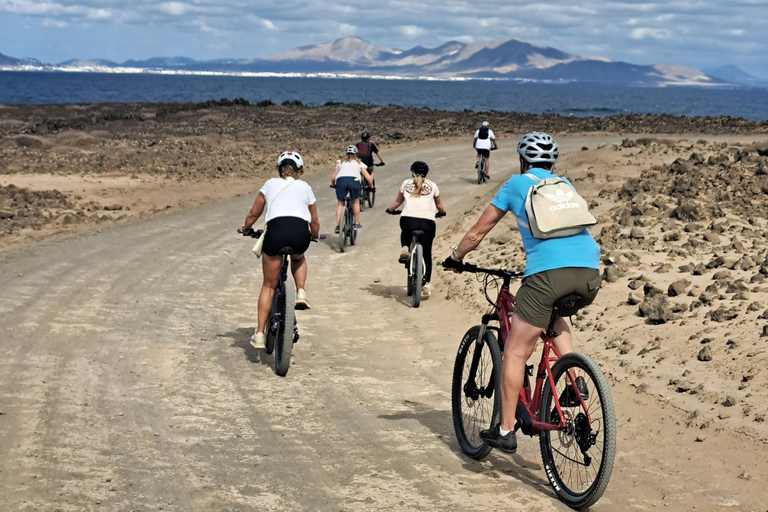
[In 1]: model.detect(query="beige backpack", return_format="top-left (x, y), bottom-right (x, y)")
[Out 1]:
top-left (523, 174), bottom-right (596, 239)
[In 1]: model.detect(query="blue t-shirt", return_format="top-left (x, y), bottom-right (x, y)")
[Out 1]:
top-left (490, 168), bottom-right (600, 277)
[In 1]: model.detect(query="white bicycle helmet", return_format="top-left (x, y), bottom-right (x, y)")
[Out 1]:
top-left (345, 145), bottom-right (358, 154)
top-left (277, 151), bottom-right (304, 168)
top-left (517, 132), bottom-right (559, 164)
top-left (482, 121), bottom-right (489, 127)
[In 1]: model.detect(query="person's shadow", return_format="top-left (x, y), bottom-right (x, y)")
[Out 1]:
top-left (364, 283), bottom-right (412, 307)
top-left (379, 400), bottom-right (552, 498)
top-left (216, 327), bottom-right (272, 367)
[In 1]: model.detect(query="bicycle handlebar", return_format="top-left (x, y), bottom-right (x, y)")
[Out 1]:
top-left (443, 259), bottom-right (523, 279)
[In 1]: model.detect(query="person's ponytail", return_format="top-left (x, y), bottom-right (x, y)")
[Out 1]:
top-left (410, 173), bottom-right (424, 198)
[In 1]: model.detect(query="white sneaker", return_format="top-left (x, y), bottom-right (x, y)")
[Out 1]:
top-left (398, 246), bottom-right (409, 263)
top-left (250, 332), bottom-right (266, 349)
top-left (296, 288), bottom-right (310, 310)
top-left (422, 282), bottom-right (432, 298)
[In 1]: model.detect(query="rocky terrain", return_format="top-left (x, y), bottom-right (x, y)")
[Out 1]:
top-left (2, 101), bottom-right (768, 248)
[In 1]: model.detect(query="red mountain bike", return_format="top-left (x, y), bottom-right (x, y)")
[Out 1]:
top-left (448, 261), bottom-right (615, 509)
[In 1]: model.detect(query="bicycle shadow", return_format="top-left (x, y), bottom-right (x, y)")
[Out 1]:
top-left (364, 283), bottom-right (412, 308)
top-left (379, 399), bottom-right (552, 497)
top-left (216, 327), bottom-right (272, 367)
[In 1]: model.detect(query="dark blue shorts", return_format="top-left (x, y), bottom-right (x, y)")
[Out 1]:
top-left (335, 176), bottom-right (361, 201)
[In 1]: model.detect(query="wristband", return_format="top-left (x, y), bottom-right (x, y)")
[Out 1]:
top-left (452, 247), bottom-right (462, 260)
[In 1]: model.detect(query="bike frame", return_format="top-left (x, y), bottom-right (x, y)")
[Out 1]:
top-left (480, 274), bottom-right (591, 434)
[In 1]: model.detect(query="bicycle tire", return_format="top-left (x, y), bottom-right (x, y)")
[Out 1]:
top-left (368, 181), bottom-right (375, 208)
top-left (406, 248), bottom-right (414, 297)
top-left (265, 317), bottom-right (275, 354)
top-left (338, 208), bottom-right (347, 252)
top-left (412, 244), bottom-right (423, 308)
top-left (451, 325), bottom-right (502, 459)
top-left (359, 191), bottom-right (366, 212)
top-left (539, 352), bottom-right (616, 509)
top-left (349, 208), bottom-right (357, 246)
top-left (274, 281), bottom-right (295, 377)
top-left (477, 159), bottom-right (484, 184)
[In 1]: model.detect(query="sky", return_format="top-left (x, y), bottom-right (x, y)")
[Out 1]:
top-left (1, 0), bottom-right (767, 79)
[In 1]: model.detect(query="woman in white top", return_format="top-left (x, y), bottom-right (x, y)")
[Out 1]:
top-left (330, 145), bottom-right (374, 232)
top-left (240, 151), bottom-right (320, 349)
top-left (385, 161), bottom-right (446, 298)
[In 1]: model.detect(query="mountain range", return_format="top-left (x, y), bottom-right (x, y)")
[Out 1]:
top-left (2, 37), bottom-right (766, 87)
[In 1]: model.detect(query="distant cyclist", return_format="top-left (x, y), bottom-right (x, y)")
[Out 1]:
top-left (385, 161), bottom-right (446, 299)
top-left (331, 145), bottom-right (374, 233)
top-left (444, 132), bottom-right (600, 453)
top-left (356, 131), bottom-right (385, 182)
top-left (240, 151), bottom-right (320, 349)
top-left (474, 121), bottom-right (498, 178)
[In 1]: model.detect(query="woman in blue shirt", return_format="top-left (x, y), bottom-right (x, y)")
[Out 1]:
top-left (444, 132), bottom-right (601, 454)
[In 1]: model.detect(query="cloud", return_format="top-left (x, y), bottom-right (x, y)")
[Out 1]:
top-left (1, 0), bottom-right (767, 78)
top-left (159, 2), bottom-right (189, 16)
top-left (398, 25), bottom-right (425, 38)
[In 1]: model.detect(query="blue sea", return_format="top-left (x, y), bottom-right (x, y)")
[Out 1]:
top-left (2, 71), bottom-right (768, 120)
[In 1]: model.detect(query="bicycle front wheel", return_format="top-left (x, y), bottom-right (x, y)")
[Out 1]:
top-left (274, 281), bottom-right (295, 377)
top-left (451, 325), bottom-right (502, 459)
top-left (539, 352), bottom-right (616, 509)
top-left (412, 244), bottom-right (423, 308)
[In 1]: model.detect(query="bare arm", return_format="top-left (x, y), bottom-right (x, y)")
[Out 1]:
top-left (308, 203), bottom-right (320, 239)
top-left (360, 166), bottom-right (374, 187)
top-left (491, 136), bottom-right (498, 149)
top-left (434, 195), bottom-right (446, 215)
top-left (387, 191), bottom-right (405, 212)
top-left (374, 149), bottom-right (384, 164)
top-left (331, 164), bottom-right (340, 185)
top-left (473, 137), bottom-right (478, 148)
top-left (452, 203), bottom-right (507, 260)
top-left (242, 193), bottom-right (267, 231)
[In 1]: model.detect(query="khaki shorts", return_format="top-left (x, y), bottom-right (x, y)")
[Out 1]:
top-left (514, 267), bottom-right (602, 328)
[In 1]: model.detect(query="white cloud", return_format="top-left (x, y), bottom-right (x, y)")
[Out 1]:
top-left (337, 23), bottom-right (356, 37)
top-left (630, 27), bottom-right (672, 40)
top-left (398, 25), bottom-right (425, 38)
top-left (159, 2), bottom-right (188, 16)
top-left (260, 18), bottom-right (276, 30)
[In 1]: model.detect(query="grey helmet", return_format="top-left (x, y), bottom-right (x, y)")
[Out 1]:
top-left (345, 145), bottom-right (358, 154)
top-left (517, 132), bottom-right (559, 164)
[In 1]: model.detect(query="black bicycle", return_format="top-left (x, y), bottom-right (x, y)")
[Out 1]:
top-left (239, 227), bottom-right (315, 376)
top-left (386, 209), bottom-right (445, 308)
top-left (476, 147), bottom-right (497, 184)
top-left (360, 163), bottom-right (383, 210)
top-left (331, 184), bottom-right (357, 252)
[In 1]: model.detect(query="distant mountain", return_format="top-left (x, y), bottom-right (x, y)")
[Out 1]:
top-left (703, 65), bottom-right (768, 86)
top-left (122, 57), bottom-right (198, 68)
top-left (59, 58), bottom-right (119, 68)
top-left (0, 37), bottom-right (753, 87)
top-left (0, 52), bottom-right (21, 66)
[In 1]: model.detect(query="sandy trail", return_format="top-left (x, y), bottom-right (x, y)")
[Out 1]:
top-left (0, 138), bottom-right (765, 511)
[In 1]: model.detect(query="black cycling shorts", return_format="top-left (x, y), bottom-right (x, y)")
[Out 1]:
top-left (263, 216), bottom-right (311, 257)
top-left (476, 149), bottom-right (490, 158)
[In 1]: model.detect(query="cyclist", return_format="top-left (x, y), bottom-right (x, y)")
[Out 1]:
top-left (444, 132), bottom-right (600, 453)
top-left (331, 145), bottom-right (374, 232)
top-left (356, 131), bottom-right (385, 182)
top-left (385, 161), bottom-right (446, 298)
top-left (240, 151), bottom-right (320, 349)
top-left (473, 121), bottom-right (498, 178)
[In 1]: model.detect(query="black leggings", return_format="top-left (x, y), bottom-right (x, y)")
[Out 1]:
top-left (263, 216), bottom-right (311, 257)
top-left (400, 216), bottom-right (436, 282)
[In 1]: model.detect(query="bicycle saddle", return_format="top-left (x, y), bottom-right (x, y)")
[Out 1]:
top-left (553, 293), bottom-right (583, 316)
top-left (411, 230), bottom-right (425, 237)
top-left (278, 247), bottom-right (295, 255)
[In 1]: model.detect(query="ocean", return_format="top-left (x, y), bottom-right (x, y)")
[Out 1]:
top-left (2, 71), bottom-right (768, 121)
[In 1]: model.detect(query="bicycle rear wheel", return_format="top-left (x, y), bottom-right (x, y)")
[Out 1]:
top-left (265, 316), bottom-right (275, 354)
top-left (349, 209), bottom-right (357, 246)
top-left (539, 352), bottom-right (616, 509)
top-left (406, 250), bottom-right (414, 297)
top-left (412, 244), bottom-right (423, 308)
top-left (359, 192), bottom-right (366, 212)
top-left (368, 180), bottom-right (375, 207)
top-left (477, 159), bottom-right (484, 184)
top-left (451, 325), bottom-right (502, 459)
top-left (338, 208), bottom-right (347, 252)
top-left (274, 281), bottom-right (295, 376)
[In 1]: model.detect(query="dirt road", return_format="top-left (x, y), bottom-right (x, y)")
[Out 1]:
top-left (1, 139), bottom-right (765, 511)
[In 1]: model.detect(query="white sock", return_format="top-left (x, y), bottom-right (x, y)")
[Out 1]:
top-left (499, 427), bottom-right (512, 436)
